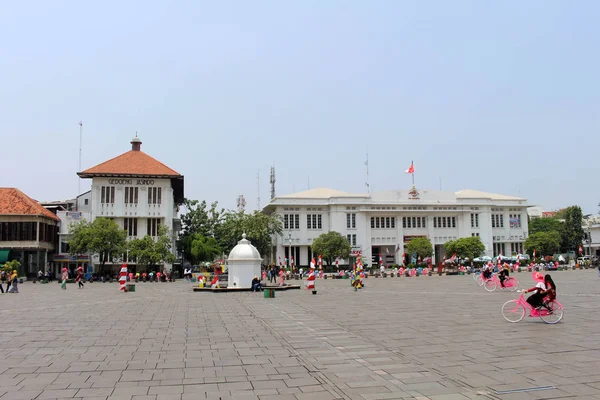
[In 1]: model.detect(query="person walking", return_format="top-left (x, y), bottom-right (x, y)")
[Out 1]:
top-left (75, 266), bottom-right (84, 289)
top-left (0, 270), bottom-right (5, 293)
top-left (61, 267), bottom-right (68, 290)
top-left (7, 270), bottom-right (18, 293)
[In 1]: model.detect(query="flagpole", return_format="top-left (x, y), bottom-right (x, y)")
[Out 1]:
top-left (411, 160), bottom-right (415, 187)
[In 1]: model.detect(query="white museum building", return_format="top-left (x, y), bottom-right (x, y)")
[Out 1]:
top-left (55, 136), bottom-right (184, 273)
top-left (262, 187), bottom-right (530, 267)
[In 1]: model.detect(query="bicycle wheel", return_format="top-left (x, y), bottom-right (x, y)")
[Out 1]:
top-left (539, 301), bottom-right (563, 324)
top-left (476, 275), bottom-right (484, 286)
top-left (505, 277), bottom-right (519, 292)
top-left (484, 278), bottom-right (497, 292)
top-left (502, 300), bottom-right (525, 323)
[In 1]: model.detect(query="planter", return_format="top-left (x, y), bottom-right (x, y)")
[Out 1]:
top-left (324, 275), bottom-right (328, 279)
top-left (428, 271), bottom-right (432, 276)
top-left (312, 290), bottom-right (317, 295)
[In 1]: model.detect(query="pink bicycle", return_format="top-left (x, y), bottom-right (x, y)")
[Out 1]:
top-left (483, 273), bottom-right (519, 292)
top-left (502, 291), bottom-right (563, 324)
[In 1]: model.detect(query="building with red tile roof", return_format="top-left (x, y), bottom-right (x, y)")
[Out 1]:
top-left (0, 188), bottom-right (59, 277)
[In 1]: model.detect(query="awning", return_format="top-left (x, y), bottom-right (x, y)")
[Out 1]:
top-left (0, 249), bottom-right (10, 264)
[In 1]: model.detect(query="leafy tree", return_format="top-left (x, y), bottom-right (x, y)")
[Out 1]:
top-left (406, 237), bottom-right (433, 260)
top-left (444, 237), bottom-right (485, 260)
top-left (189, 234), bottom-right (221, 263)
top-left (561, 206), bottom-right (584, 252)
top-left (128, 225), bottom-right (176, 270)
top-left (311, 231), bottom-right (352, 266)
top-left (68, 218), bottom-right (127, 273)
top-left (179, 199), bottom-right (224, 263)
top-left (1, 260), bottom-right (21, 276)
top-left (216, 211), bottom-right (282, 259)
top-left (529, 217), bottom-right (564, 235)
top-left (524, 231), bottom-right (561, 258)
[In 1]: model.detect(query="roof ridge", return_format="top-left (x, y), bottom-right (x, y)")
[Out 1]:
top-left (138, 150), bottom-right (181, 175)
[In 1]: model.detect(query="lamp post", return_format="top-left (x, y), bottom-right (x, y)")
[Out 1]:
top-left (288, 232), bottom-right (292, 271)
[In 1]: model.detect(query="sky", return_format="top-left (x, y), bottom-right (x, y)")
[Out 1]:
top-left (1, 1), bottom-right (599, 215)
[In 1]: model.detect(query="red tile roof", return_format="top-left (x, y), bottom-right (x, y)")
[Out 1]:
top-left (0, 188), bottom-right (60, 221)
top-left (78, 149), bottom-right (181, 178)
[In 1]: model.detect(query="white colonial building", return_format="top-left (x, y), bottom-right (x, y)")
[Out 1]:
top-left (262, 187), bottom-right (530, 267)
top-left (68, 136), bottom-right (185, 273)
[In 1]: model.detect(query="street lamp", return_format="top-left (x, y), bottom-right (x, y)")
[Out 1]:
top-left (288, 232), bottom-right (292, 270)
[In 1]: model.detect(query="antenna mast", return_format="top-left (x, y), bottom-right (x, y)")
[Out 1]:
top-left (77, 121), bottom-right (83, 211)
top-left (270, 166), bottom-right (276, 199)
top-left (237, 194), bottom-right (246, 213)
top-left (365, 152), bottom-right (370, 193)
top-left (256, 170), bottom-right (261, 210)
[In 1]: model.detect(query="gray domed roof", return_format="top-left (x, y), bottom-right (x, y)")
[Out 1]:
top-left (228, 233), bottom-right (262, 260)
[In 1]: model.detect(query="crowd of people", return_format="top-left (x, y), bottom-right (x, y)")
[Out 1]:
top-left (0, 270), bottom-right (19, 293)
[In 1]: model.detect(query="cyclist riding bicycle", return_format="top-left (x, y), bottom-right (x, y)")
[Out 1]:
top-left (498, 263), bottom-right (510, 287)
top-left (523, 274), bottom-right (556, 309)
top-left (483, 263), bottom-right (493, 279)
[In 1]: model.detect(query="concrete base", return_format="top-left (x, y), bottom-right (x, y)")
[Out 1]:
top-left (193, 285), bottom-right (301, 293)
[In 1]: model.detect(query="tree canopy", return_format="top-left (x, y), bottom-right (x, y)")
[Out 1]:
top-left (406, 237), bottom-right (433, 260)
top-left (127, 225), bottom-right (176, 270)
top-left (311, 231), bottom-right (352, 266)
top-left (68, 218), bottom-right (127, 271)
top-left (444, 236), bottom-right (485, 260)
top-left (529, 217), bottom-right (564, 236)
top-left (524, 231), bottom-right (561, 258)
top-left (561, 206), bottom-right (584, 252)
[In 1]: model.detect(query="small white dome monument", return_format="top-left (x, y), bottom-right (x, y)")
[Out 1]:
top-left (227, 233), bottom-right (262, 289)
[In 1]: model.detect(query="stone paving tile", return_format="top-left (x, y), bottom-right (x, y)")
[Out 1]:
top-left (1, 271), bottom-right (600, 399)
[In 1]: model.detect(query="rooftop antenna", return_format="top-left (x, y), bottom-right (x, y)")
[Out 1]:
top-left (237, 194), bottom-right (246, 213)
top-left (76, 121), bottom-right (83, 211)
top-left (270, 165), bottom-right (276, 199)
top-left (257, 170), bottom-right (261, 210)
top-left (365, 151), bottom-right (370, 194)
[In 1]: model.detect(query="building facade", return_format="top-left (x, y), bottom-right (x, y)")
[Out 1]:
top-left (0, 188), bottom-right (60, 277)
top-left (262, 188), bottom-right (530, 267)
top-left (73, 136), bottom-right (184, 272)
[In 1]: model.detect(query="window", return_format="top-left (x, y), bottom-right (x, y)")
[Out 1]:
top-left (403, 217), bottom-right (426, 229)
top-left (493, 242), bottom-right (506, 255)
top-left (124, 187), bottom-right (139, 204)
top-left (147, 218), bottom-right (161, 236)
top-left (84, 199), bottom-right (89, 206)
top-left (0, 222), bottom-right (37, 241)
top-left (123, 218), bottom-right (138, 237)
top-left (510, 242), bottom-right (524, 254)
top-left (148, 187), bottom-right (162, 205)
top-left (284, 214), bottom-right (299, 230)
top-left (509, 214), bottom-right (521, 228)
top-left (307, 214), bottom-right (322, 230)
top-left (492, 214), bottom-right (504, 228)
top-left (433, 216), bottom-right (456, 229)
top-left (346, 234), bottom-right (357, 246)
top-left (347, 213), bottom-right (356, 229)
top-left (371, 216), bottom-right (396, 229)
top-left (470, 213), bottom-right (479, 228)
top-left (101, 186), bottom-right (115, 204)
top-left (471, 233), bottom-right (480, 237)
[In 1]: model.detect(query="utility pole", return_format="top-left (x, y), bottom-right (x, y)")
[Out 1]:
top-left (77, 121), bottom-right (83, 211)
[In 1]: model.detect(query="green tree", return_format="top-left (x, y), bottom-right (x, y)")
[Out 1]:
top-left (1, 260), bottom-right (22, 277)
top-left (311, 231), bottom-right (352, 266)
top-left (444, 236), bottom-right (485, 260)
top-left (524, 231), bottom-right (561, 258)
top-left (561, 206), bottom-right (584, 252)
top-left (189, 234), bottom-right (221, 263)
top-left (179, 199), bottom-right (224, 262)
top-left (406, 237), bottom-right (433, 260)
top-left (128, 225), bottom-right (176, 270)
top-left (216, 211), bottom-right (282, 259)
top-left (529, 217), bottom-right (564, 235)
top-left (68, 218), bottom-right (127, 273)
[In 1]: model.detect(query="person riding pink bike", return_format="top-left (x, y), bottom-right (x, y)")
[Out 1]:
top-left (483, 263), bottom-right (493, 280)
top-left (523, 274), bottom-right (556, 310)
top-left (498, 263), bottom-right (510, 287)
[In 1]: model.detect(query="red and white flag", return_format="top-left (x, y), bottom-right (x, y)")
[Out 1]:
top-left (335, 257), bottom-right (339, 268)
top-left (405, 162), bottom-right (414, 174)
top-left (310, 258), bottom-right (316, 269)
top-left (533, 249), bottom-right (536, 258)
top-left (291, 256), bottom-right (295, 268)
top-left (119, 264), bottom-right (128, 292)
top-left (442, 255), bottom-right (446, 264)
top-left (394, 244), bottom-right (401, 255)
top-left (379, 256), bottom-right (383, 266)
top-left (449, 253), bottom-right (457, 262)
top-left (318, 255), bottom-right (322, 267)
top-left (579, 245), bottom-right (583, 254)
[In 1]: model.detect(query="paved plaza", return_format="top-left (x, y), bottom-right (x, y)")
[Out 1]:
top-left (2, 270), bottom-right (600, 400)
